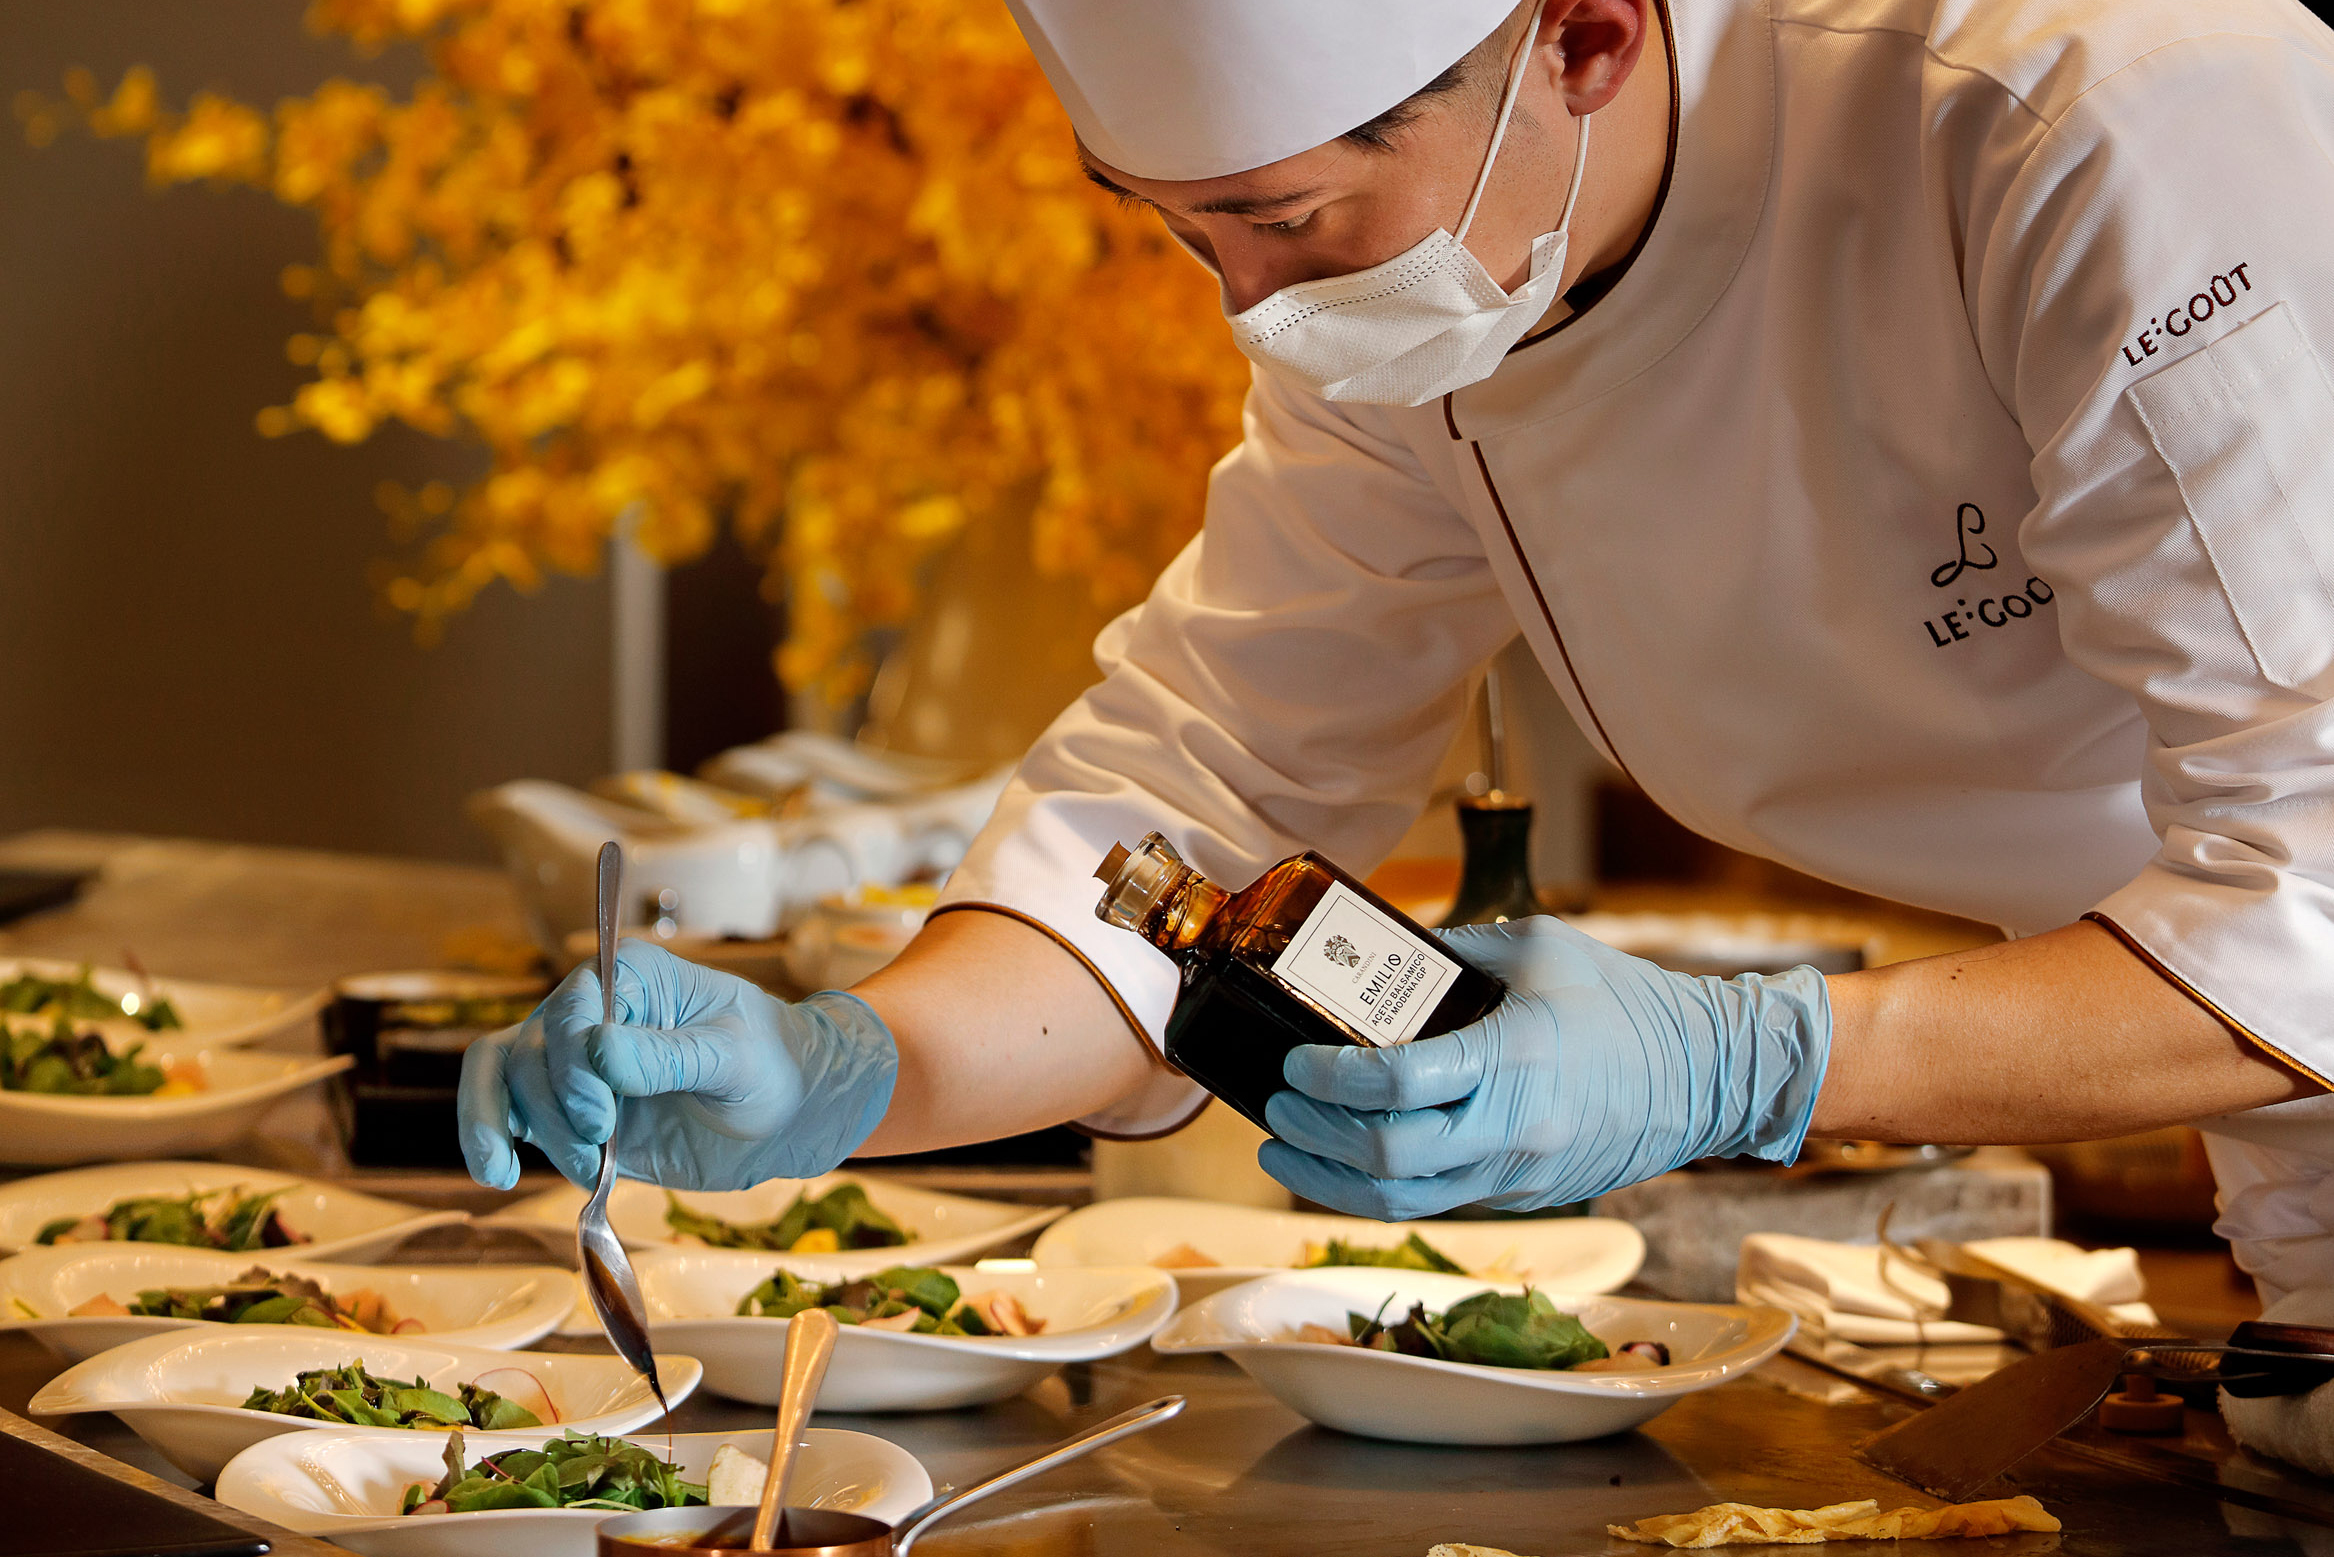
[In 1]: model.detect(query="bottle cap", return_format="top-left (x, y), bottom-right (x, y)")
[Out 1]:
top-left (1094, 832), bottom-right (1187, 932)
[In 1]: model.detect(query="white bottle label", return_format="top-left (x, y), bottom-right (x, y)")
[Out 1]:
top-left (1270, 881), bottom-right (1460, 1046)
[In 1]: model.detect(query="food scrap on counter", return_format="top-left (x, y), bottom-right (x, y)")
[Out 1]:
top-left (1606, 1495), bottom-right (2062, 1546)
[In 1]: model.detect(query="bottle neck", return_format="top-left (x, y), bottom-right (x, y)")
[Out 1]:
top-left (1156, 875), bottom-right (1229, 954)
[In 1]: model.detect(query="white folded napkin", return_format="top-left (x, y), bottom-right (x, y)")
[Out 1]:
top-left (1736, 1232), bottom-right (2159, 1344)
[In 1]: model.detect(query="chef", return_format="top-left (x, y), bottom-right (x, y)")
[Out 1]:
top-left (464, 0), bottom-right (2334, 1302)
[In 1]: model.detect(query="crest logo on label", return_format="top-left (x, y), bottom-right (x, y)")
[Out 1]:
top-left (1321, 934), bottom-right (1363, 970)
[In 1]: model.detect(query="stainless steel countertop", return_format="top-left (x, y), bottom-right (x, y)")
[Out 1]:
top-left (0, 1320), bottom-right (2307, 1556)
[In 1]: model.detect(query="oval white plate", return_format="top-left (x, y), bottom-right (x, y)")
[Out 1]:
top-left (486, 1172), bottom-right (1063, 1272)
top-left (1031, 1198), bottom-right (1646, 1305)
top-left (0, 1163), bottom-right (467, 1261)
top-left (1152, 1268), bottom-right (1793, 1445)
top-left (0, 1245), bottom-right (573, 1362)
top-left (637, 1248), bottom-right (1175, 1412)
top-left (0, 1048), bottom-right (353, 1166)
top-left (0, 956), bottom-right (328, 1050)
top-left (217, 1424), bottom-right (930, 1557)
top-left (29, 1326), bottom-right (699, 1482)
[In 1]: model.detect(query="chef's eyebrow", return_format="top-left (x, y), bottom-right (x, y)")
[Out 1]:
top-left (1077, 156), bottom-right (1326, 217)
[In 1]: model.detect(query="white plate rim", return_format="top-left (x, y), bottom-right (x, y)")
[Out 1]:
top-left (1151, 1269), bottom-right (1795, 1398)
top-left (0, 1163), bottom-right (469, 1260)
top-left (0, 956), bottom-right (330, 1048)
top-left (215, 1423), bottom-right (933, 1536)
top-left (0, 1050), bottom-right (350, 1119)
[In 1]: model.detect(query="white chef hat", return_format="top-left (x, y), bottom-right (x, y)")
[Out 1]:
top-left (1002, 0), bottom-right (1520, 181)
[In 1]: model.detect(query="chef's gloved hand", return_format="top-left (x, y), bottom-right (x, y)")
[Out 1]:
top-left (1259, 917), bottom-right (1831, 1219)
top-left (458, 941), bottom-right (897, 1193)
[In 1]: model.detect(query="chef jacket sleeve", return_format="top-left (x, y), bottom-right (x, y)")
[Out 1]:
top-left (933, 366), bottom-right (1514, 1136)
top-left (1968, 20), bottom-right (2334, 1085)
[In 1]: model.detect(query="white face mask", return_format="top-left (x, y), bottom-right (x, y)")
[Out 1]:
top-left (1201, 11), bottom-right (1592, 407)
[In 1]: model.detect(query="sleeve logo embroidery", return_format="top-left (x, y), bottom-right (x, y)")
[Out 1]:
top-left (1922, 502), bottom-right (2055, 649)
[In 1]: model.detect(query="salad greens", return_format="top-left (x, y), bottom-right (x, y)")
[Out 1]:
top-left (90, 1266), bottom-right (407, 1333)
top-left (664, 1181), bottom-right (911, 1253)
top-left (402, 1429), bottom-right (706, 1516)
top-left (1, 1016), bottom-right (168, 1096)
top-left (736, 1265), bottom-right (1043, 1336)
top-left (1346, 1288), bottom-right (1609, 1372)
top-left (36, 1187), bottom-right (307, 1250)
top-left (242, 1361), bottom-right (543, 1430)
top-left (1301, 1233), bottom-right (1466, 1275)
top-left (0, 965), bottom-right (181, 1031)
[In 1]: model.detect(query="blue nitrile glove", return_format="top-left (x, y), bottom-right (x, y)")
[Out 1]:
top-left (1259, 917), bottom-right (1831, 1219)
top-left (458, 940), bottom-right (898, 1193)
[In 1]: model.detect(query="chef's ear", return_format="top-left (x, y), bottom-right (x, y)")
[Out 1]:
top-left (1528, 0), bottom-right (1654, 118)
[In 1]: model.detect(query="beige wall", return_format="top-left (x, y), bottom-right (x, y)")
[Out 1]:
top-left (0, 2), bottom-right (613, 861)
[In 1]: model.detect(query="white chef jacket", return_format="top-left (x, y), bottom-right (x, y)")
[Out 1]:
top-left (937, 0), bottom-right (2334, 1294)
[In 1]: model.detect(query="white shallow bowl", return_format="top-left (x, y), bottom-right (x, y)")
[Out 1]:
top-left (0, 1245), bottom-right (573, 1362)
top-left (217, 1424), bottom-right (931, 1557)
top-left (0, 1048), bottom-right (353, 1165)
top-left (0, 1163), bottom-right (467, 1261)
top-left (1031, 1198), bottom-right (1647, 1305)
top-left (486, 1172), bottom-right (1063, 1272)
top-left (637, 1248), bottom-right (1175, 1412)
top-left (0, 956), bottom-right (328, 1050)
top-left (28, 1326), bottom-right (699, 1482)
top-left (1152, 1268), bottom-right (1793, 1446)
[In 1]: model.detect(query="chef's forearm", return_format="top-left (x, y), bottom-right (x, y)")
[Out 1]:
top-left (1811, 919), bottom-right (2320, 1143)
top-left (847, 907), bottom-right (1166, 1154)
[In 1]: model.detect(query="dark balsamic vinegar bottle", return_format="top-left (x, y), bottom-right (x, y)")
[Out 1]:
top-left (1093, 832), bottom-right (1504, 1137)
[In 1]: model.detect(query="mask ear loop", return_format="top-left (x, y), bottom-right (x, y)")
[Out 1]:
top-left (1455, 8), bottom-right (1546, 242)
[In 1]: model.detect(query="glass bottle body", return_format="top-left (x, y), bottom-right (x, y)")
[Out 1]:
top-left (1097, 836), bottom-right (1503, 1136)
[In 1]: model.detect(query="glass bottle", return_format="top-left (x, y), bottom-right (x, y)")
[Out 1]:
top-left (1438, 791), bottom-right (1544, 927)
top-left (1094, 833), bottom-right (1504, 1136)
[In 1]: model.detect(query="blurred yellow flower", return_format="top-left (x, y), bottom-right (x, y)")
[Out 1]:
top-left (42, 0), bottom-right (1250, 702)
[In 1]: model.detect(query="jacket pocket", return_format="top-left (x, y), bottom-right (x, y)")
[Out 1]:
top-left (2127, 301), bottom-right (2334, 692)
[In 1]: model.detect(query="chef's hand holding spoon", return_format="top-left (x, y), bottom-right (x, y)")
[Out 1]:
top-left (1259, 917), bottom-right (1834, 1218)
top-left (460, 941), bottom-right (898, 1191)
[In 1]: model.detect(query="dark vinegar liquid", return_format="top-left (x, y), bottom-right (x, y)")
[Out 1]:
top-left (1163, 951), bottom-right (1503, 1138)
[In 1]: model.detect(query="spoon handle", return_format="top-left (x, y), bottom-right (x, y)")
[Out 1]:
top-left (751, 1308), bottom-right (838, 1551)
top-left (596, 840), bottom-right (621, 1030)
top-left (892, 1395), bottom-right (1184, 1556)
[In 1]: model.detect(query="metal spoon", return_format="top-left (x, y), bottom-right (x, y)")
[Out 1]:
top-left (751, 1308), bottom-right (839, 1551)
top-left (576, 839), bottom-right (668, 1416)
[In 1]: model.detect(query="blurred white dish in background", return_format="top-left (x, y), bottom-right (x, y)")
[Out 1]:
top-left (484, 1172), bottom-right (1062, 1269)
top-left (29, 1326), bottom-right (699, 1482)
top-left (215, 1423), bottom-right (931, 1557)
top-left (0, 1162), bottom-right (466, 1260)
top-left (0, 956), bottom-right (327, 1050)
top-left (1152, 1268), bottom-right (1793, 1445)
top-left (636, 1248), bottom-right (1174, 1412)
top-left (0, 1245), bottom-right (572, 1361)
top-left (1030, 1198), bottom-right (1645, 1305)
top-left (783, 884), bottom-right (935, 992)
top-left (0, 1049), bottom-right (353, 1166)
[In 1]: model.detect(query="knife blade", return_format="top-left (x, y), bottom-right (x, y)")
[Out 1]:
top-left (1853, 1336), bottom-right (2135, 1502)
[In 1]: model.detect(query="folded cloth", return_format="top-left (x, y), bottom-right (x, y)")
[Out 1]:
top-left (2222, 1288), bottom-right (2334, 1476)
top-left (1736, 1233), bottom-right (2159, 1345)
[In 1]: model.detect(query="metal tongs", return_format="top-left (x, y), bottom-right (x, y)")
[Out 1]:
top-left (576, 840), bottom-right (669, 1417)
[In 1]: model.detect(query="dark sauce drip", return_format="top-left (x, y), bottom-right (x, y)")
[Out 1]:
top-left (582, 1246), bottom-right (672, 1453)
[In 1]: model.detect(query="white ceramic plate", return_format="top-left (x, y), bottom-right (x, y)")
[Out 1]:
top-left (0, 956), bottom-right (328, 1050)
top-left (1152, 1269), bottom-right (1793, 1445)
top-left (29, 1327), bottom-right (701, 1483)
top-left (216, 1424), bottom-right (931, 1557)
top-left (637, 1248), bottom-right (1175, 1412)
top-left (1030, 1198), bottom-right (1647, 1304)
top-left (485, 1172), bottom-right (1064, 1272)
top-left (0, 1048), bottom-right (353, 1165)
top-left (0, 1245), bottom-right (573, 1362)
top-left (0, 1163), bottom-right (467, 1261)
